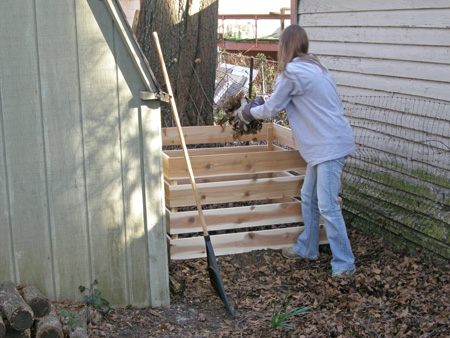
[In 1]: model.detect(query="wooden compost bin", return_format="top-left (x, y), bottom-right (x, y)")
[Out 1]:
top-left (162, 123), bottom-right (328, 259)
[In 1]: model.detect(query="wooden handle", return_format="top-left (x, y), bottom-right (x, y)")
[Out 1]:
top-left (152, 32), bottom-right (209, 236)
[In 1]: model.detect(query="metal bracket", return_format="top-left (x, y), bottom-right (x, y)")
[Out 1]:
top-left (140, 91), bottom-right (170, 103)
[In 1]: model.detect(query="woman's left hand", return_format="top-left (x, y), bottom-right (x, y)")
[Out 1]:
top-left (232, 96), bottom-right (265, 131)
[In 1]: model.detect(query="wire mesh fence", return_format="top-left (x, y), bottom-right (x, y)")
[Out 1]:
top-left (214, 52), bottom-right (289, 126)
top-left (210, 52), bottom-right (450, 261)
top-left (216, 51), bottom-right (278, 98)
top-left (341, 96), bottom-right (450, 261)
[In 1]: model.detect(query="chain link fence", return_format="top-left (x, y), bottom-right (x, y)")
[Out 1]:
top-left (341, 96), bottom-right (450, 261)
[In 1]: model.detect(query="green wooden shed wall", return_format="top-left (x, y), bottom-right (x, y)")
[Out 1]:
top-left (0, 0), bottom-right (169, 307)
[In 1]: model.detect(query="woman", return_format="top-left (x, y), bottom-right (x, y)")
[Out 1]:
top-left (233, 25), bottom-right (355, 276)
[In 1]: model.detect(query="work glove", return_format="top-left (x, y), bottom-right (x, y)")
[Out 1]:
top-left (232, 96), bottom-right (265, 131)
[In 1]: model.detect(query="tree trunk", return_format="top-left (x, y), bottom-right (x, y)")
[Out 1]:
top-left (0, 282), bottom-right (33, 331)
top-left (21, 286), bottom-right (50, 319)
top-left (136, 0), bottom-right (218, 127)
top-left (35, 306), bottom-right (63, 338)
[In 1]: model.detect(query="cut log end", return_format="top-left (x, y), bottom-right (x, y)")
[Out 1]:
top-left (22, 285), bottom-right (51, 319)
top-left (36, 328), bottom-right (63, 338)
top-left (0, 282), bottom-right (34, 331)
top-left (35, 306), bottom-right (63, 338)
top-left (10, 309), bottom-right (33, 332)
top-left (28, 299), bottom-right (50, 319)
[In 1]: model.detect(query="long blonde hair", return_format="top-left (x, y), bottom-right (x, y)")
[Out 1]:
top-left (278, 25), bottom-right (326, 74)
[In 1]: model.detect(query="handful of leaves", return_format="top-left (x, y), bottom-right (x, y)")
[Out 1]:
top-left (217, 91), bottom-right (263, 139)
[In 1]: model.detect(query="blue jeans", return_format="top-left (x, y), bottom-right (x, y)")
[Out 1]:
top-left (293, 157), bottom-right (355, 271)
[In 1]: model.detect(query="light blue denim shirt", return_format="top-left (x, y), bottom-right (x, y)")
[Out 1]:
top-left (250, 57), bottom-right (355, 166)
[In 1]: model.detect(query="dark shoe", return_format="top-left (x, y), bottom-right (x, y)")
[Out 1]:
top-left (281, 247), bottom-right (317, 260)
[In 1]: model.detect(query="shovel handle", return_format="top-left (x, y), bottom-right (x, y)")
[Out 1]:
top-left (153, 32), bottom-right (209, 236)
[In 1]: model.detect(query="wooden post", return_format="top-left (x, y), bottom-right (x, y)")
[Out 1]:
top-left (131, 10), bottom-right (140, 33)
top-left (0, 282), bottom-right (34, 331)
top-left (267, 125), bottom-right (274, 204)
top-left (153, 32), bottom-right (209, 237)
top-left (221, 15), bottom-right (225, 49)
top-left (254, 15), bottom-right (258, 46)
top-left (267, 125), bottom-right (274, 151)
top-left (170, 179), bottom-right (179, 240)
top-left (249, 57), bottom-right (254, 99)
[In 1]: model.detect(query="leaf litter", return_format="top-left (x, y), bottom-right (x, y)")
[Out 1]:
top-left (80, 227), bottom-right (449, 337)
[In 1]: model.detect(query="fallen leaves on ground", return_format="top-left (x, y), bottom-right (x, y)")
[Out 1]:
top-left (84, 227), bottom-right (449, 337)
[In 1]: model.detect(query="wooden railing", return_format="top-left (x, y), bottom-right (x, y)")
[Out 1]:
top-left (218, 13), bottom-right (291, 48)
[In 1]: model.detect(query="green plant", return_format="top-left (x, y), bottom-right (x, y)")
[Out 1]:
top-left (60, 309), bottom-right (82, 330)
top-left (271, 294), bottom-right (312, 330)
top-left (79, 280), bottom-right (110, 316)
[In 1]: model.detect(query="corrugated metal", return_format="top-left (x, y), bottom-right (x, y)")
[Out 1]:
top-left (296, 0), bottom-right (450, 102)
top-left (0, 0), bottom-right (169, 307)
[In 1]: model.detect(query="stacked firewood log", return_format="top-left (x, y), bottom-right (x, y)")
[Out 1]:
top-left (0, 281), bottom-right (88, 338)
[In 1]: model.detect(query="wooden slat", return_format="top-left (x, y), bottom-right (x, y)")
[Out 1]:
top-left (76, 0), bottom-right (127, 306)
top-left (164, 145), bottom-right (269, 158)
top-left (333, 71), bottom-right (449, 102)
top-left (311, 41), bottom-right (450, 65)
top-left (300, 9), bottom-right (450, 28)
top-left (166, 175), bottom-right (304, 208)
top-left (321, 55), bottom-right (450, 84)
top-left (112, 11), bottom-right (169, 307)
top-left (131, 10), bottom-right (139, 33)
top-left (36, 0), bottom-right (89, 301)
top-left (167, 197), bottom-right (342, 235)
top-left (273, 124), bottom-right (298, 149)
top-left (0, 89), bottom-right (13, 280)
top-left (103, 0), bottom-right (154, 92)
top-left (267, 125), bottom-right (274, 151)
top-left (162, 124), bottom-right (269, 146)
top-left (300, 0), bottom-right (450, 12)
top-left (342, 96), bottom-right (449, 120)
top-left (168, 200), bottom-right (303, 234)
top-left (307, 26), bottom-right (450, 47)
top-left (169, 171), bottom-right (291, 185)
top-left (0, 1), bottom-right (54, 293)
top-left (169, 226), bottom-right (328, 259)
top-left (162, 153), bottom-right (170, 178)
top-left (165, 149), bottom-right (305, 179)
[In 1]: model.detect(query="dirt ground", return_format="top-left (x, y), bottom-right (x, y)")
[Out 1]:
top-left (59, 227), bottom-right (449, 337)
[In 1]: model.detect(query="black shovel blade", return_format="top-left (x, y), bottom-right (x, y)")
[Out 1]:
top-left (204, 235), bottom-right (237, 316)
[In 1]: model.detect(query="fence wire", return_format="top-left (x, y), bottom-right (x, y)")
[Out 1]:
top-left (215, 52), bottom-right (278, 99)
top-left (341, 96), bottom-right (450, 260)
top-left (213, 53), bottom-right (450, 259)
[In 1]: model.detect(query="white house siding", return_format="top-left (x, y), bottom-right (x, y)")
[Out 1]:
top-left (0, 0), bottom-right (169, 307)
top-left (296, 0), bottom-right (450, 102)
top-left (295, 1), bottom-right (450, 261)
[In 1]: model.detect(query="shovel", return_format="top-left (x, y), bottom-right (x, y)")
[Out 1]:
top-left (153, 32), bottom-right (236, 316)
